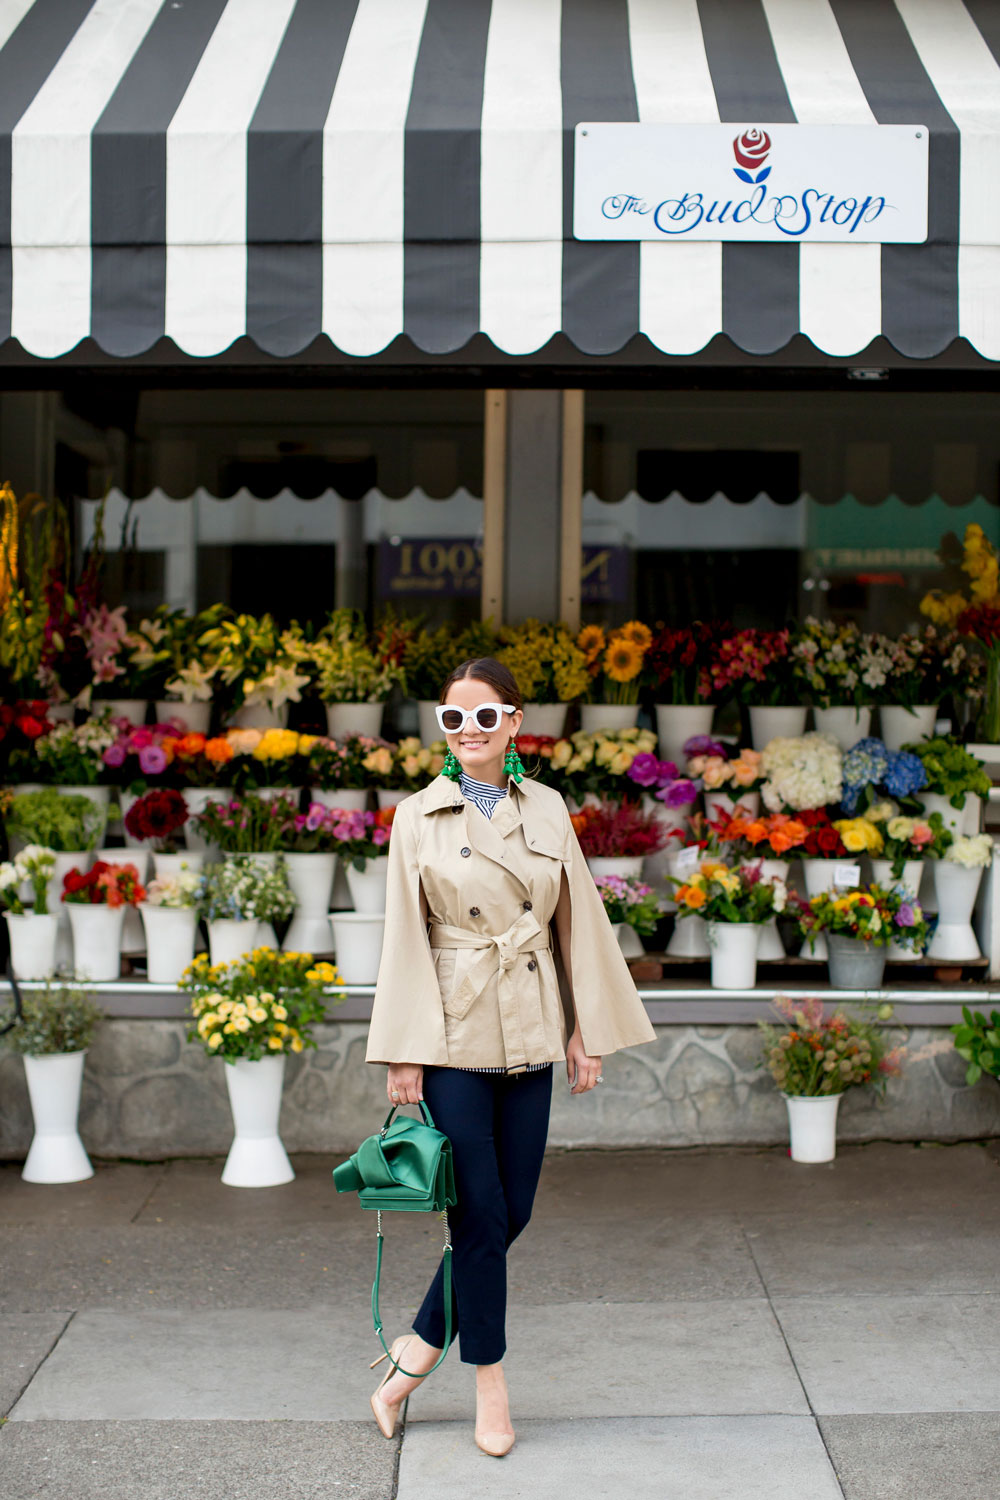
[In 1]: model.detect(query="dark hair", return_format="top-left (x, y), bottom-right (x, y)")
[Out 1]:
top-left (439, 657), bottom-right (523, 712)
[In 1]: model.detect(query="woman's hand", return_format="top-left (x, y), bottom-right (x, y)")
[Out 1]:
top-left (387, 1063), bottom-right (424, 1106)
top-left (566, 1029), bottom-right (602, 1094)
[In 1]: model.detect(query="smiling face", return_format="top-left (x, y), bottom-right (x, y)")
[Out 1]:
top-left (442, 676), bottom-right (523, 786)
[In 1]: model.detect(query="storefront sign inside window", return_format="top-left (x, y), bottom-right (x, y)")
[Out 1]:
top-left (574, 124), bottom-right (928, 243)
top-left (378, 539), bottom-right (629, 603)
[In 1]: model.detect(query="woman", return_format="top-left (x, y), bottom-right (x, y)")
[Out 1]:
top-left (365, 657), bottom-right (656, 1456)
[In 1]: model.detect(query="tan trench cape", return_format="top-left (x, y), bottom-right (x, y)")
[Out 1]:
top-left (365, 772), bottom-right (656, 1071)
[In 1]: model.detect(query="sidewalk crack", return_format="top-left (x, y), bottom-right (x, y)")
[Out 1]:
top-left (129, 1161), bottom-right (169, 1224)
top-left (3, 1309), bottom-right (76, 1422)
top-left (740, 1227), bottom-right (847, 1499)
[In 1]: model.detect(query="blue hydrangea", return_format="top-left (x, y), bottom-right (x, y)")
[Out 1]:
top-left (839, 737), bottom-right (890, 813)
top-left (883, 750), bottom-right (927, 799)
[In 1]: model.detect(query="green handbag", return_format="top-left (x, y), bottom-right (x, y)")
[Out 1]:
top-left (333, 1101), bottom-right (457, 1378)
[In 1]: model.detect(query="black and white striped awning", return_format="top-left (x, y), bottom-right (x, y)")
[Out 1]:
top-left (1, 0), bottom-right (999, 363)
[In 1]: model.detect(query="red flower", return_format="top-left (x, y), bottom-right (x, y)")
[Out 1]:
top-left (733, 128), bottom-right (771, 170)
top-left (125, 788), bottom-right (188, 844)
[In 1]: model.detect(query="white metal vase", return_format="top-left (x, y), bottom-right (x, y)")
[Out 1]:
top-left (927, 862), bottom-right (984, 960)
top-left (207, 918), bottom-right (262, 967)
top-left (782, 1092), bottom-right (842, 1164)
top-left (154, 699), bottom-right (211, 734)
top-left (812, 706), bottom-right (872, 751)
top-left (879, 704), bottom-right (937, 752)
top-left (4, 913), bottom-right (58, 981)
top-left (611, 921), bottom-right (645, 959)
top-left (21, 1051), bottom-right (94, 1184)
top-left (747, 706), bottom-right (808, 750)
top-left (98, 697), bottom-right (148, 725)
top-left (519, 702), bottom-right (568, 738)
top-left (654, 703), bottom-right (714, 766)
top-left (229, 703), bottom-right (289, 730)
top-left (67, 903), bottom-right (125, 982)
top-left (586, 855), bottom-right (644, 882)
top-left (140, 905), bottom-right (199, 984)
top-left (330, 911), bottom-right (386, 984)
top-left (182, 788), bottom-right (223, 852)
top-left (48, 851), bottom-right (94, 972)
top-left (282, 851), bottom-right (337, 953)
top-left (324, 701), bottom-right (385, 739)
top-left (220, 1055), bottom-right (295, 1188)
top-left (579, 704), bottom-right (640, 733)
top-left (345, 856), bottom-right (389, 914)
top-left (707, 921), bottom-right (760, 990)
top-left (309, 787), bottom-right (369, 813)
top-left (756, 857), bottom-right (790, 960)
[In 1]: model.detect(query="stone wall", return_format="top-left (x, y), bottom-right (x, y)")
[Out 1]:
top-left (2, 1019), bottom-right (998, 1160)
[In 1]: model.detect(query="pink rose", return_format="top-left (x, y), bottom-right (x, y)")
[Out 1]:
top-left (910, 823), bottom-right (933, 847)
top-left (701, 758), bottom-right (730, 789)
top-left (138, 745), bottom-right (167, 776)
top-left (103, 743), bottom-right (126, 768)
top-left (733, 128), bottom-right (771, 170)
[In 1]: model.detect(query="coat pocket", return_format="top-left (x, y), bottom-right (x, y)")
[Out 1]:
top-left (433, 947), bottom-right (481, 1022)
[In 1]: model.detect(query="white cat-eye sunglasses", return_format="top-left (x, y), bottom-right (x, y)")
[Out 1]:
top-left (435, 703), bottom-right (517, 734)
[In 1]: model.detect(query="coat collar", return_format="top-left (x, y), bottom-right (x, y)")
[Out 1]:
top-left (421, 770), bottom-right (537, 815)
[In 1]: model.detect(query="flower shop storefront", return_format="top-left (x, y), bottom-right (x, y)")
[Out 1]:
top-left (3, 0), bottom-right (1000, 1160)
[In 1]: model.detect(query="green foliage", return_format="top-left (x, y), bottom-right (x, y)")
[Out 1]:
top-left (6, 789), bottom-right (104, 851)
top-left (902, 735), bottom-right (992, 807)
top-left (2, 980), bottom-right (102, 1056)
top-left (950, 1006), bottom-right (1000, 1087)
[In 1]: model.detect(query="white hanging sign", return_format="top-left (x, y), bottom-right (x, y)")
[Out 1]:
top-left (573, 124), bottom-right (928, 243)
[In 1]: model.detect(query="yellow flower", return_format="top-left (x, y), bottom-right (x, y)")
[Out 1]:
top-left (609, 750), bottom-right (632, 776)
top-left (272, 1004), bottom-right (287, 1021)
top-left (217, 999), bottom-right (234, 1017)
top-left (615, 620), bottom-right (652, 651)
top-left (603, 637), bottom-right (643, 683)
top-left (305, 968), bottom-right (320, 982)
top-left (208, 1033), bottom-right (223, 1049)
top-left (920, 590), bottom-right (966, 626)
top-left (290, 1036), bottom-right (304, 1053)
top-left (840, 828), bottom-right (868, 853)
top-left (577, 624), bottom-right (605, 661)
top-left (197, 1012), bottom-right (219, 1036)
top-left (267, 1036), bottom-right (283, 1050)
top-left (363, 747), bottom-right (393, 777)
top-left (249, 1007), bottom-right (267, 1023)
top-left (234, 1016), bottom-right (251, 1033)
top-left (231, 1002), bottom-right (247, 1018)
top-left (223, 1022), bottom-right (237, 1035)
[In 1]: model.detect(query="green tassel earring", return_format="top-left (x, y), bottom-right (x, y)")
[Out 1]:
top-left (442, 748), bottom-right (463, 782)
top-left (503, 740), bottom-right (526, 783)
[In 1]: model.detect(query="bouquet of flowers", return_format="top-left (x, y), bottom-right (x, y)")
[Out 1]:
top-left (792, 619), bottom-right (895, 708)
top-left (757, 994), bottom-right (903, 1097)
top-left (712, 811), bottom-right (808, 860)
top-left (831, 816), bottom-right (887, 857)
top-left (798, 884), bottom-right (929, 952)
top-left (760, 733), bottom-right (843, 812)
top-left (34, 718), bottom-right (115, 785)
top-left (839, 737), bottom-right (927, 815)
top-left (549, 728), bottom-right (658, 804)
top-left (102, 720), bottom-right (185, 791)
top-left (626, 752), bottom-right (699, 810)
top-left (876, 812), bottom-right (949, 877)
top-left (708, 627), bottom-right (802, 706)
top-left (194, 794), bottom-right (299, 854)
top-left (901, 735), bottom-right (991, 810)
top-left (942, 833), bottom-right (993, 870)
top-left (156, 731), bottom-right (233, 788)
top-left (319, 806), bottom-right (394, 871)
top-left (645, 622), bottom-right (716, 705)
top-left (181, 948), bottom-right (342, 1061)
top-left (218, 727), bottom-right (316, 791)
top-left (385, 736), bottom-right (446, 792)
top-left (0, 845), bottom-right (56, 914)
top-left (672, 860), bottom-right (787, 924)
top-left (593, 875), bottom-right (660, 937)
top-left (195, 611), bottom-right (311, 715)
top-left (195, 857), bottom-right (296, 924)
top-left (790, 808), bottom-right (849, 860)
top-left (400, 619), bottom-right (498, 701)
top-left (886, 626), bottom-right (980, 711)
top-left (0, 698), bottom-right (56, 780)
top-left (921, 523), bottom-right (1000, 737)
top-left (576, 621), bottom-right (653, 705)
top-left (569, 799), bottom-right (667, 859)
top-left (124, 788), bottom-right (189, 852)
top-left (686, 739), bottom-right (764, 796)
top-left (62, 860), bottom-right (146, 907)
top-left (6, 789), bottom-right (104, 852)
top-left (496, 619), bottom-right (590, 704)
top-left (310, 609), bottom-right (407, 703)
top-left (144, 869), bottom-right (201, 908)
top-left (310, 733), bottom-right (391, 791)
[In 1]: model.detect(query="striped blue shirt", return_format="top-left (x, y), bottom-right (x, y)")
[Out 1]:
top-left (455, 769), bottom-right (549, 1076)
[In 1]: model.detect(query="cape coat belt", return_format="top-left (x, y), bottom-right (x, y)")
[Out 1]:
top-left (428, 911), bottom-right (552, 1067)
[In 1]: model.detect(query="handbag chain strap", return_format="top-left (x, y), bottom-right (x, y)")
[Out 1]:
top-left (371, 1207), bottom-right (454, 1378)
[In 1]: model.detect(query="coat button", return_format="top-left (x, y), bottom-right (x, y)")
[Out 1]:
top-left (527, 960), bottom-right (537, 971)
top-left (469, 906), bottom-right (480, 917)
top-left (451, 805), bottom-right (462, 814)
top-left (460, 847), bottom-right (471, 858)
top-left (522, 899), bottom-right (532, 910)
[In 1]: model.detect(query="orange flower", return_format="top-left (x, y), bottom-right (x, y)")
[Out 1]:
top-left (679, 886), bottom-right (707, 910)
top-left (742, 820), bottom-right (768, 845)
top-left (176, 733), bottom-right (206, 758)
top-left (205, 736), bottom-right (234, 765)
top-left (570, 811), bottom-right (589, 836)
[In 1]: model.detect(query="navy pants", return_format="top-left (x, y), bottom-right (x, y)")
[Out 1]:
top-left (412, 1064), bottom-right (553, 1365)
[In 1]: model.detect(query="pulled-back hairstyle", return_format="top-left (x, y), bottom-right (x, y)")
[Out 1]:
top-left (439, 657), bottom-right (523, 712)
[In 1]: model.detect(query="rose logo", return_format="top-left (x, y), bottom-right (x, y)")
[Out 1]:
top-left (732, 128), bottom-right (771, 185)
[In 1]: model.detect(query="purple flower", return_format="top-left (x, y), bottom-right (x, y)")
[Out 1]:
top-left (656, 759), bottom-right (679, 781)
top-left (372, 827), bottom-right (389, 846)
top-left (138, 745), bottom-right (167, 776)
top-left (659, 779), bottom-right (698, 808)
top-left (103, 743), bottom-right (126, 768)
top-left (683, 734), bottom-right (727, 759)
top-left (304, 803), bottom-right (325, 832)
top-left (896, 903), bottom-right (917, 928)
top-left (628, 753), bottom-right (661, 788)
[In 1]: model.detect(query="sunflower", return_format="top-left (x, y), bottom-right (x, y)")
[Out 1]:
top-left (614, 620), bottom-right (653, 652)
top-left (577, 624), bottom-right (606, 662)
top-left (604, 637), bottom-right (644, 683)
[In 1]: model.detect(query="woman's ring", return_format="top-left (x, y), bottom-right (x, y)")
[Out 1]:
top-left (596, 1075), bottom-right (604, 1084)
top-left (391, 1090), bottom-right (400, 1098)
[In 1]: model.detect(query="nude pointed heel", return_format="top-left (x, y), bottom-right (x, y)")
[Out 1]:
top-left (369, 1334), bottom-right (414, 1439)
top-left (476, 1429), bottom-right (516, 1458)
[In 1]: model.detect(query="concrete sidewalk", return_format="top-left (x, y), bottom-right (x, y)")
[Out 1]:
top-left (2, 1140), bottom-right (999, 1499)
